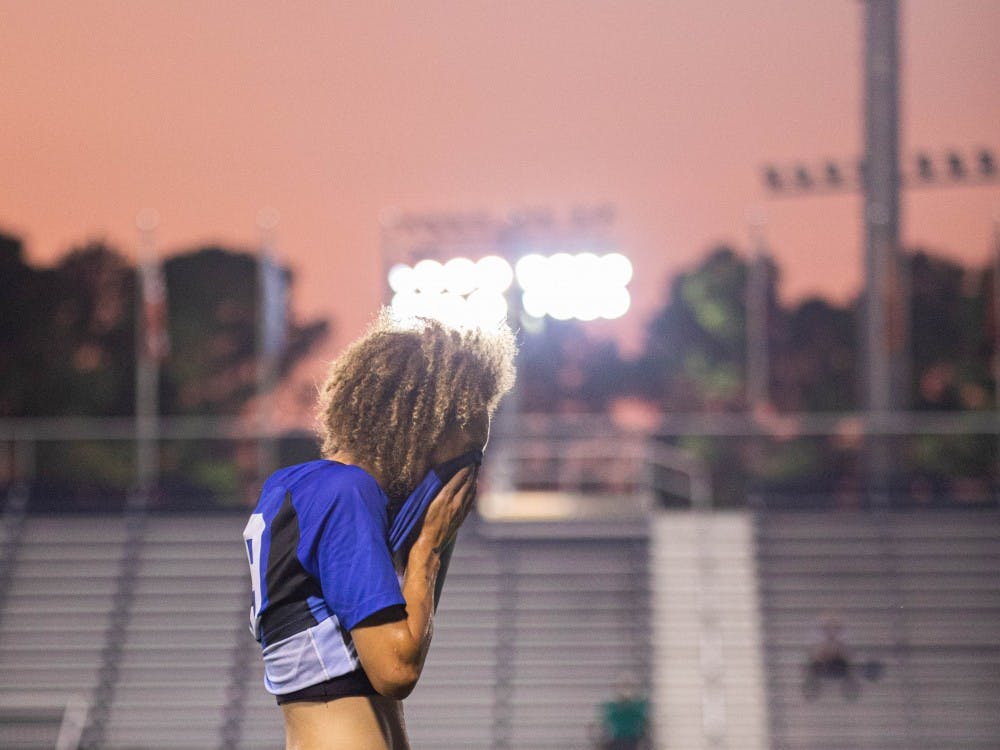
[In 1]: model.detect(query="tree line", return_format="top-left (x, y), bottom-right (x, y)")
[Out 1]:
top-left (1, 229), bottom-right (996, 508)
top-left (0, 230), bottom-right (327, 509)
top-left (519, 246), bottom-right (998, 505)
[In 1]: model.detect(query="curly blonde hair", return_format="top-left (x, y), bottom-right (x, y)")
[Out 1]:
top-left (317, 310), bottom-right (517, 499)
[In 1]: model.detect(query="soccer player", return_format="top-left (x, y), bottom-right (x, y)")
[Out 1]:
top-left (243, 312), bottom-right (515, 750)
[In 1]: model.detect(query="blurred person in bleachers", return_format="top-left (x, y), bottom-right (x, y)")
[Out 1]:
top-left (802, 612), bottom-right (860, 701)
top-left (243, 312), bottom-right (515, 750)
top-left (594, 672), bottom-right (649, 750)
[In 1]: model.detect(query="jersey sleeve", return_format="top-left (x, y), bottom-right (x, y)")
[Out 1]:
top-left (315, 478), bottom-right (405, 632)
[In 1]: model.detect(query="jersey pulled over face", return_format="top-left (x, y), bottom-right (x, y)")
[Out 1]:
top-left (430, 411), bottom-right (490, 468)
top-left (242, 412), bottom-right (491, 699)
top-left (243, 461), bottom-right (405, 695)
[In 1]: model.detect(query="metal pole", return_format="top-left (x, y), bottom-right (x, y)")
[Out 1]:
top-left (256, 208), bottom-right (281, 483)
top-left (861, 0), bottom-right (901, 501)
top-left (993, 212), bottom-right (1000, 412)
top-left (746, 209), bottom-right (770, 411)
top-left (134, 209), bottom-right (161, 497)
top-left (993, 212), bottom-right (1000, 491)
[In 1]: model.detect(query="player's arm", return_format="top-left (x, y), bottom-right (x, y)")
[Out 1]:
top-left (350, 465), bottom-right (477, 699)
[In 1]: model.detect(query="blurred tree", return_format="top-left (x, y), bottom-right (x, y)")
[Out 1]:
top-left (632, 248), bottom-right (755, 504)
top-left (161, 247), bottom-right (327, 415)
top-left (0, 236), bottom-right (327, 417)
top-left (0, 231), bottom-right (329, 508)
top-left (636, 247), bottom-right (750, 411)
top-left (519, 319), bottom-right (629, 414)
top-left (502, 242), bottom-right (996, 504)
top-left (772, 298), bottom-right (858, 412)
top-left (909, 250), bottom-right (992, 410)
top-left (905, 250), bottom-right (995, 496)
top-left (0, 234), bottom-right (136, 417)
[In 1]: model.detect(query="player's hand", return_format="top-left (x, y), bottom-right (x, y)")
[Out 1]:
top-left (415, 465), bottom-right (478, 552)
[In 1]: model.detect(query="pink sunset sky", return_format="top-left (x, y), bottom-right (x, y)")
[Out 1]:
top-left (2, 0), bottom-right (999, 358)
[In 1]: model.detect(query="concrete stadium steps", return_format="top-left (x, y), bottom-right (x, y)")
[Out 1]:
top-left (389, 543), bottom-right (502, 750)
top-left (102, 515), bottom-right (246, 750)
top-left (373, 536), bottom-right (649, 750)
top-left (0, 513), bottom-right (652, 749)
top-left (650, 511), bottom-right (770, 750)
top-left (239, 659), bottom-right (286, 749)
top-left (757, 509), bottom-right (1000, 750)
top-left (0, 517), bottom-right (125, 712)
top-left (503, 538), bottom-right (649, 750)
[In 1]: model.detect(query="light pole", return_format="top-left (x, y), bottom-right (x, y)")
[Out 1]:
top-left (861, 0), bottom-right (901, 501)
top-left (134, 208), bottom-right (164, 505)
top-left (761, 0), bottom-right (999, 500)
top-left (746, 210), bottom-right (771, 411)
top-left (255, 207), bottom-right (283, 483)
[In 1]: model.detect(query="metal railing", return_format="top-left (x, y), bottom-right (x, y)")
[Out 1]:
top-left (0, 410), bottom-right (996, 514)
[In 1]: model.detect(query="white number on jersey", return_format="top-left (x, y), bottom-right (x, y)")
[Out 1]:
top-left (243, 513), bottom-right (266, 640)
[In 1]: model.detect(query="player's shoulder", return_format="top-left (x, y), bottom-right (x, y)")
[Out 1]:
top-left (280, 460), bottom-right (385, 504)
top-left (262, 459), bottom-right (327, 493)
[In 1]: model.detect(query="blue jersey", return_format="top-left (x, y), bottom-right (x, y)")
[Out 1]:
top-left (243, 451), bottom-right (482, 696)
top-left (243, 460), bottom-right (405, 695)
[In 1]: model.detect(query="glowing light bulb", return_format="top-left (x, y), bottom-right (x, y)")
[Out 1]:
top-left (475, 255), bottom-right (514, 292)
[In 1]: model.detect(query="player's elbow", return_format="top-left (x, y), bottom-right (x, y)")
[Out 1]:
top-left (368, 663), bottom-right (420, 700)
top-left (351, 618), bottom-right (426, 700)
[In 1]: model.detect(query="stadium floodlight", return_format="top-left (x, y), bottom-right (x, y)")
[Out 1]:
top-left (390, 291), bottom-right (421, 318)
top-left (387, 263), bottom-right (417, 294)
top-left (547, 252), bottom-right (574, 284)
top-left (412, 259), bottom-right (446, 294)
top-left (574, 252), bottom-right (601, 288)
top-left (520, 288), bottom-right (548, 320)
top-left (389, 256), bottom-right (513, 330)
top-left (434, 292), bottom-right (467, 327)
top-left (466, 288), bottom-right (508, 327)
top-left (442, 257), bottom-right (477, 295)
top-left (947, 152), bottom-right (965, 179)
top-left (475, 255), bottom-right (514, 292)
top-left (513, 251), bottom-right (633, 321)
top-left (763, 148), bottom-right (999, 196)
top-left (601, 253), bottom-right (633, 287)
top-left (389, 251), bottom-right (631, 327)
top-left (916, 153), bottom-right (934, 181)
top-left (514, 254), bottom-right (549, 290)
top-left (979, 149), bottom-right (996, 177)
top-left (599, 287), bottom-right (631, 320)
top-left (546, 293), bottom-right (575, 322)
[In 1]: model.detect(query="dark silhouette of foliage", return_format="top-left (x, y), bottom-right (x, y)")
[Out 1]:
top-left (0, 230), bottom-right (329, 509)
top-left (161, 247), bottom-right (327, 415)
top-left (0, 235), bottom-right (327, 419)
top-left (519, 319), bottom-right (629, 414)
top-left (637, 247), bottom-right (751, 410)
top-left (773, 298), bottom-right (858, 412)
top-left (3, 223), bottom-right (995, 508)
top-left (909, 250), bottom-right (993, 411)
top-left (0, 235), bottom-right (136, 417)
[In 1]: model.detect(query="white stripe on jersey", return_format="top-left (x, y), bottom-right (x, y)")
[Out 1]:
top-left (261, 615), bottom-right (359, 695)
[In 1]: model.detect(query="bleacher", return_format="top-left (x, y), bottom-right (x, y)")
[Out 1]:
top-left (0, 517), bottom-right (125, 750)
top-left (0, 514), bottom-right (650, 750)
top-left (649, 511), bottom-right (770, 750)
top-left (3, 503), bottom-right (996, 749)
top-left (501, 538), bottom-right (649, 749)
top-left (102, 517), bottom-right (248, 749)
top-left (756, 509), bottom-right (1000, 750)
